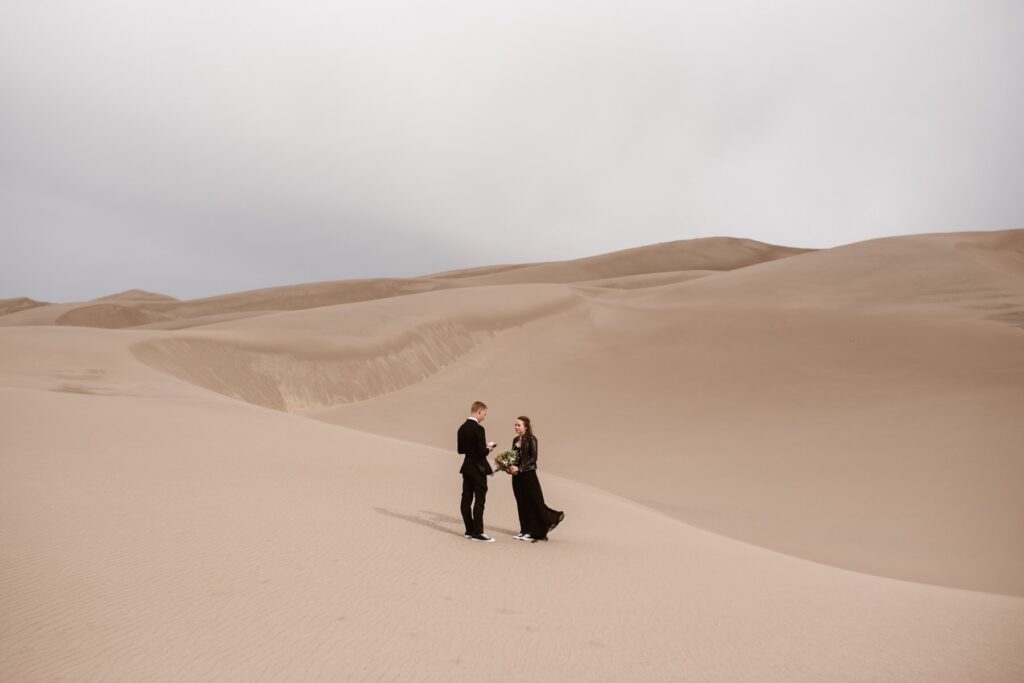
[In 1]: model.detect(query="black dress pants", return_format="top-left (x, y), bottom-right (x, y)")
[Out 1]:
top-left (460, 471), bottom-right (488, 535)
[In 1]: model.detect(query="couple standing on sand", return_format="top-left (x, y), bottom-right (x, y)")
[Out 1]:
top-left (458, 401), bottom-right (564, 543)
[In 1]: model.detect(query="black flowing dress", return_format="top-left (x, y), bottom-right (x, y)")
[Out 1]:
top-left (511, 434), bottom-right (564, 540)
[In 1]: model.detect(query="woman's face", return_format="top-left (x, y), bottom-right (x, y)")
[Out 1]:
top-left (513, 419), bottom-right (525, 435)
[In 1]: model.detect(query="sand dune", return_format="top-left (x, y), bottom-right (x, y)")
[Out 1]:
top-left (0, 278), bottom-right (464, 329)
top-left (2, 230), bottom-right (1023, 680)
top-left (575, 269), bottom-right (719, 289)
top-left (303, 230), bottom-right (1024, 595)
top-left (423, 262), bottom-right (536, 280)
top-left (443, 236), bottom-right (811, 286)
top-left (0, 237), bottom-right (807, 330)
top-left (51, 290), bottom-right (183, 327)
top-left (91, 288), bottom-right (180, 303)
top-left (639, 230), bottom-right (1024, 315)
top-left (134, 285), bottom-right (581, 411)
top-left (0, 297), bottom-right (49, 317)
top-left (56, 302), bottom-right (172, 328)
top-left (2, 325), bottom-right (1022, 681)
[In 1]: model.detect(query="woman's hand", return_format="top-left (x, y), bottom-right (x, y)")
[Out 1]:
top-left (509, 466), bottom-right (519, 474)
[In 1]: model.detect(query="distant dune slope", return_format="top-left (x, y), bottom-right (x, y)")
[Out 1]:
top-left (639, 230), bottom-right (1024, 320)
top-left (56, 303), bottom-right (167, 328)
top-left (0, 279), bottom-right (465, 329)
top-left (423, 262), bottom-right (535, 280)
top-left (0, 297), bottom-right (49, 317)
top-left (132, 285), bottom-right (582, 411)
top-left (91, 289), bottom-right (180, 303)
top-left (574, 270), bottom-right (719, 289)
top-left (0, 236), bottom-right (809, 329)
top-left (444, 237), bottom-right (812, 285)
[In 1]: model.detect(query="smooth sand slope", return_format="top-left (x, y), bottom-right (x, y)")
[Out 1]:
top-left (2, 231), bottom-right (1023, 680)
top-left (2, 325), bottom-right (1023, 681)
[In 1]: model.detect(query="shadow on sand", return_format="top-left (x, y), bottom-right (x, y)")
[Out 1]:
top-left (373, 508), bottom-right (518, 538)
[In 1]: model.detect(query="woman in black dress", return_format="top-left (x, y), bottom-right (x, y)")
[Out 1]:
top-left (509, 416), bottom-right (564, 542)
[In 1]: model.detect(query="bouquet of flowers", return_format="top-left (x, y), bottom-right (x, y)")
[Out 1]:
top-left (494, 449), bottom-right (519, 474)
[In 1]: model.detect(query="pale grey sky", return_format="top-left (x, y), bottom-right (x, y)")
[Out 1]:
top-left (2, 0), bottom-right (1022, 301)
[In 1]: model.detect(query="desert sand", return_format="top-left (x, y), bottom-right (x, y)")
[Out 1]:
top-left (2, 231), bottom-right (1023, 681)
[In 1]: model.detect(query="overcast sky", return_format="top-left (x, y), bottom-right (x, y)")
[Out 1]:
top-left (2, 1), bottom-right (1022, 301)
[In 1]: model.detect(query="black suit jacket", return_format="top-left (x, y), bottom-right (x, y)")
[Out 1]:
top-left (458, 419), bottom-right (493, 476)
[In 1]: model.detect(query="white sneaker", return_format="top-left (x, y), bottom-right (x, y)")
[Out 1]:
top-left (514, 533), bottom-right (532, 541)
top-left (470, 534), bottom-right (495, 542)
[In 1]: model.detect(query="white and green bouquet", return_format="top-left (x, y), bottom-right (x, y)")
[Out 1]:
top-left (494, 449), bottom-right (519, 474)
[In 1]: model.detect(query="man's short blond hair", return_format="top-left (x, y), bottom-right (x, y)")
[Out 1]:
top-left (470, 401), bottom-right (488, 413)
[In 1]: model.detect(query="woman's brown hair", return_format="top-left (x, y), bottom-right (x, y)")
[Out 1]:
top-left (517, 415), bottom-right (534, 438)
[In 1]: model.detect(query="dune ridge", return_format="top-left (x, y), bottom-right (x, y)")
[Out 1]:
top-left (443, 236), bottom-right (811, 286)
top-left (0, 236), bottom-right (805, 330)
top-left (134, 321), bottom-right (495, 411)
top-left (0, 297), bottom-right (49, 317)
top-left (133, 285), bottom-right (582, 411)
top-left (635, 230), bottom-right (1024, 318)
top-left (91, 288), bottom-right (180, 303)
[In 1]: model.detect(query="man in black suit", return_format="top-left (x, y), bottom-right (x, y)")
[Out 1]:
top-left (458, 400), bottom-right (496, 541)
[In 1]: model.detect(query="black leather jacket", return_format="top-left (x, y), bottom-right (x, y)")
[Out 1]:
top-left (514, 434), bottom-right (538, 473)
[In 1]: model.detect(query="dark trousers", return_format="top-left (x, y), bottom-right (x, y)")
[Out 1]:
top-left (512, 469), bottom-right (560, 539)
top-left (460, 471), bottom-right (488, 535)
top-left (512, 472), bottom-right (530, 534)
